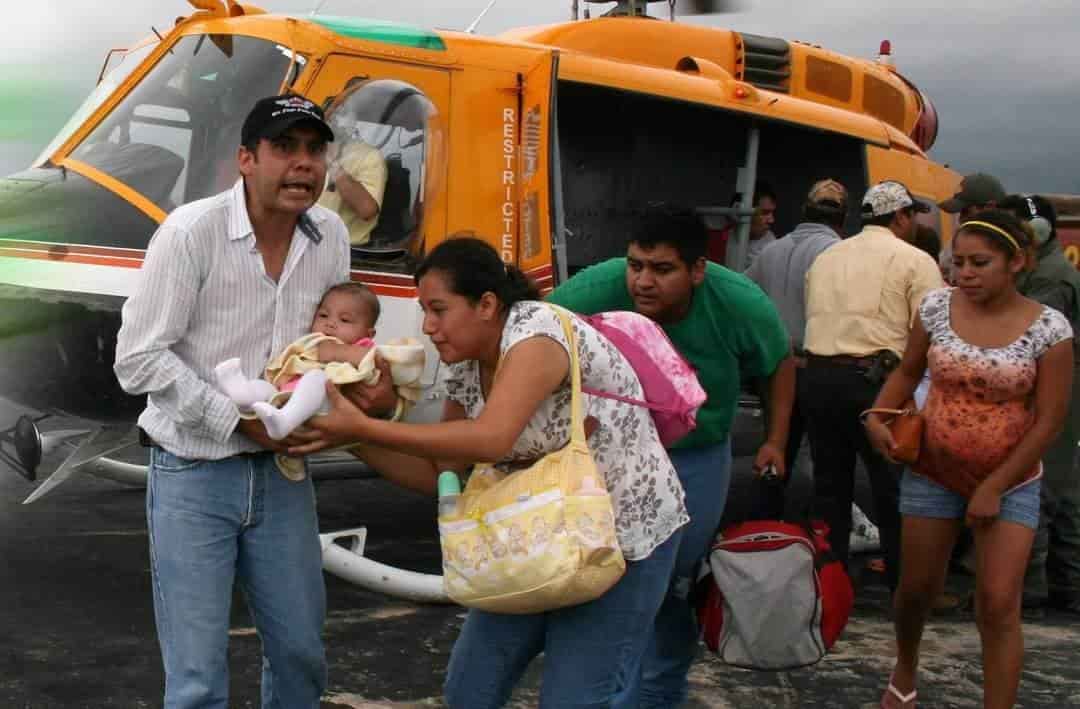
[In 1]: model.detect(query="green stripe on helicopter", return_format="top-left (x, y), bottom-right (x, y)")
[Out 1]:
top-left (0, 73), bottom-right (82, 142)
top-left (308, 16), bottom-right (447, 51)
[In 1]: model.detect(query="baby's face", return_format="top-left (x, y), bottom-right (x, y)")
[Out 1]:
top-left (311, 291), bottom-right (375, 343)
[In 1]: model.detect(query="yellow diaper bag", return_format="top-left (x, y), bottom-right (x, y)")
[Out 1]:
top-left (437, 306), bottom-right (626, 614)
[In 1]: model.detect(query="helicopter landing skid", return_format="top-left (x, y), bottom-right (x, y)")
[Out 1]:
top-left (321, 527), bottom-right (449, 604)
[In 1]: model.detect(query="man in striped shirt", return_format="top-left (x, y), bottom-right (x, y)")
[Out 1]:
top-left (115, 94), bottom-right (392, 709)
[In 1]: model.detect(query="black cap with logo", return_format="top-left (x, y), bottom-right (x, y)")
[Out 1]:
top-left (241, 94), bottom-right (334, 146)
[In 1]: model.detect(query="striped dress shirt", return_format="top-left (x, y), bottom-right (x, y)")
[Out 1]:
top-left (115, 179), bottom-right (350, 460)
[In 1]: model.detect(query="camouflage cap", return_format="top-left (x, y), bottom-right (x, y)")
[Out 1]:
top-left (861, 180), bottom-right (930, 218)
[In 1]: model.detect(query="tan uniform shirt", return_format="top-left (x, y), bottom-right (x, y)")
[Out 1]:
top-left (804, 225), bottom-right (944, 358)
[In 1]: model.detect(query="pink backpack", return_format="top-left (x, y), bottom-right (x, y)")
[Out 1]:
top-left (581, 311), bottom-right (707, 447)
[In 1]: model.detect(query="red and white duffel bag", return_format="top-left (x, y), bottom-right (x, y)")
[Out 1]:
top-left (696, 520), bottom-right (854, 670)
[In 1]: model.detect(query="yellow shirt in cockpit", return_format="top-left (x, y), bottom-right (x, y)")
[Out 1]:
top-left (318, 141), bottom-right (388, 246)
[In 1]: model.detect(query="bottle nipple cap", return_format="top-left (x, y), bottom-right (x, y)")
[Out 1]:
top-left (438, 470), bottom-right (461, 497)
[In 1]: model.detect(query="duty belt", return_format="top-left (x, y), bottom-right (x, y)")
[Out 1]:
top-left (805, 353), bottom-right (879, 369)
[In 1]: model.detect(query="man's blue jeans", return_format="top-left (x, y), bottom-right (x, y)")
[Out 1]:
top-left (444, 528), bottom-right (683, 708)
top-left (639, 440), bottom-right (732, 708)
top-left (147, 448), bottom-right (327, 709)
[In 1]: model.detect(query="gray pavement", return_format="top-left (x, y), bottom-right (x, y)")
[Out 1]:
top-left (2, 413), bottom-right (1080, 708)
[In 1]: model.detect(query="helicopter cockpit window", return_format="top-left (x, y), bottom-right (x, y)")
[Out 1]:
top-left (69, 35), bottom-right (299, 212)
top-left (320, 79), bottom-right (438, 270)
top-left (35, 42), bottom-right (157, 168)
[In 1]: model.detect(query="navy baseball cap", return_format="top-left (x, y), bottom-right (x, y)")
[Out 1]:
top-left (241, 94), bottom-right (334, 146)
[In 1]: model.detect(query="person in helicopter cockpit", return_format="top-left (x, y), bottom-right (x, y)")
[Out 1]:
top-left (318, 121), bottom-right (388, 246)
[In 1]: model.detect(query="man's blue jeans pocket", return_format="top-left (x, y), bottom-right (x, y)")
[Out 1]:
top-left (151, 447), bottom-right (203, 473)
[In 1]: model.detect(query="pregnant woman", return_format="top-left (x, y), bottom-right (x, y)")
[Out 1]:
top-left (864, 210), bottom-right (1074, 708)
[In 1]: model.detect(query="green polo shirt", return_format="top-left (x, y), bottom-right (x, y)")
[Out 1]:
top-left (548, 258), bottom-right (789, 449)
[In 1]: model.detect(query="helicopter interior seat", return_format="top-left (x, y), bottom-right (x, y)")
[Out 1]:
top-left (92, 142), bottom-right (185, 212)
top-left (352, 152), bottom-right (415, 261)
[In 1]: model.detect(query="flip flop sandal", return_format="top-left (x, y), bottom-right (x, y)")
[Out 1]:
top-left (881, 681), bottom-right (917, 708)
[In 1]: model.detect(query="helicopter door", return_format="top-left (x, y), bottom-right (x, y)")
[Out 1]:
top-left (304, 56), bottom-right (450, 271)
top-left (517, 52), bottom-right (560, 291)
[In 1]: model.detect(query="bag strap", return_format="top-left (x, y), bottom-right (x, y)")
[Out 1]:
top-left (859, 405), bottom-right (915, 422)
top-left (476, 305), bottom-right (586, 473)
top-left (546, 304), bottom-right (587, 445)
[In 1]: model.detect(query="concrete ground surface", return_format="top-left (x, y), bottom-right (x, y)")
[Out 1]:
top-left (2, 410), bottom-right (1080, 708)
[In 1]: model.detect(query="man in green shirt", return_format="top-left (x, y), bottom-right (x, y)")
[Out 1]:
top-left (548, 208), bottom-right (794, 707)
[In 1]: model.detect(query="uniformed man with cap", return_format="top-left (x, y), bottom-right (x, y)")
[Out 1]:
top-left (938, 173), bottom-right (1007, 282)
top-left (801, 180), bottom-right (944, 591)
top-left (999, 194), bottom-right (1080, 615)
top-left (940, 172), bottom-right (1007, 220)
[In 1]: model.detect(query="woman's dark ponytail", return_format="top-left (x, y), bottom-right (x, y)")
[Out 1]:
top-left (502, 264), bottom-right (541, 305)
top-left (416, 235), bottom-right (540, 308)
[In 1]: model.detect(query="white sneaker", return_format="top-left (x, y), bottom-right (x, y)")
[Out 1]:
top-left (849, 503), bottom-right (881, 553)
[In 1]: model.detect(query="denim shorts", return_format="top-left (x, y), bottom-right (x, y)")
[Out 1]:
top-left (899, 470), bottom-right (1041, 530)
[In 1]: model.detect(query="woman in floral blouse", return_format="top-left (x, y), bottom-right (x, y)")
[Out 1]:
top-left (294, 236), bottom-right (687, 708)
top-left (865, 210), bottom-right (1073, 709)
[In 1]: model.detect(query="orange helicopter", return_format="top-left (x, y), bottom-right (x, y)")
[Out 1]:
top-left (0, 0), bottom-right (959, 600)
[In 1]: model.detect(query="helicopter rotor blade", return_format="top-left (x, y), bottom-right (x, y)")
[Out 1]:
top-left (676, 0), bottom-right (750, 14)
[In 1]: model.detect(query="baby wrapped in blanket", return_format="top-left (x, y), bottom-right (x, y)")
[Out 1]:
top-left (215, 282), bottom-right (425, 479)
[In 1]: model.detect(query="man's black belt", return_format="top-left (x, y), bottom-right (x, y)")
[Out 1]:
top-left (806, 350), bottom-right (901, 385)
top-left (805, 352), bottom-right (879, 369)
top-left (138, 427), bottom-right (156, 448)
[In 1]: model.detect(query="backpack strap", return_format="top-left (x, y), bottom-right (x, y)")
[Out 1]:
top-left (476, 304), bottom-right (587, 472)
top-left (580, 386), bottom-right (684, 414)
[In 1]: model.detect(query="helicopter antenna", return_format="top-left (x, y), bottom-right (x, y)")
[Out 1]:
top-left (466, 0), bottom-right (500, 33)
top-left (571, 0), bottom-right (579, 21)
top-left (587, 1), bottom-right (650, 17)
top-left (309, 0), bottom-right (330, 16)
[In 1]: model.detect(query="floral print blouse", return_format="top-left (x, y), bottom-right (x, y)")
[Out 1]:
top-left (444, 302), bottom-right (688, 561)
top-left (917, 288), bottom-right (1073, 496)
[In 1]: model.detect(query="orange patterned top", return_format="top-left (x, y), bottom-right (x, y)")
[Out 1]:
top-left (916, 288), bottom-right (1072, 497)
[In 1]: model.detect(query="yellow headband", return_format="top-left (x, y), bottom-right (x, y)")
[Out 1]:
top-left (959, 220), bottom-right (1022, 253)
